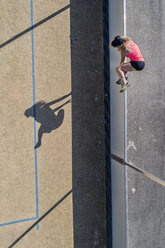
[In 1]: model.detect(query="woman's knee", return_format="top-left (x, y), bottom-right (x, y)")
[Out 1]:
top-left (116, 66), bottom-right (120, 72)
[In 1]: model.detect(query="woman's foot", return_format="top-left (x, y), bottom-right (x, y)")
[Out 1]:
top-left (120, 82), bottom-right (130, 93)
top-left (116, 79), bottom-right (122, 84)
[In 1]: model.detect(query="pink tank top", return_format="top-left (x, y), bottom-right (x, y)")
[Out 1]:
top-left (125, 42), bottom-right (144, 61)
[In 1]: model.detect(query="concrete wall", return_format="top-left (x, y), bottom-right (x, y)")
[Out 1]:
top-left (0, 1), bottom-right (105, 247)
top-left (71, 0), bottom-right (106, 247)
top-left (109, 0), bottom-right (127, 247)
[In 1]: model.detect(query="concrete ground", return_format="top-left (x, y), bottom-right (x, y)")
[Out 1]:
top-left (109, 0), bottom-right (165, 248)
top-left (127, 0), bottom-right (165, 247)
top-left (0, 1), bottom-right (105, 247)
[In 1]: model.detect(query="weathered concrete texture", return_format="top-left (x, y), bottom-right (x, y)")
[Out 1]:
top-left (0, 0), bottom-right (105, 247)
top-left (127, 0), bottom-right (165, 247)
top-left (109, 1), bottom-right (126, 247)
top-left (71, 0), bottom-right (106, 247)
top-left (1, 1), bottom-right (73, 247)
top-left (128, 170), bottom-right (165, 248)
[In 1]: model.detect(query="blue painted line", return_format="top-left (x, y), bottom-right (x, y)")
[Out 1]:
top-left (0, 1), bottom-right (39, 229)
top-left (0, 217), bottom-right (38, 227)
top-left (30, 0), bottom-right (39, 221)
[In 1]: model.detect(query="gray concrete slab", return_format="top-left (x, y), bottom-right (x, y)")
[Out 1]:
top-left (128, 169), bottom-right (165, 248)
top-left (109, 0), bottom-right (165, 247)
top-left (126, 0), bottom-right (165, 247)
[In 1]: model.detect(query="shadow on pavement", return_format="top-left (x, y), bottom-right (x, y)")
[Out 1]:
top-left (8, 190), bottom-right (73, 248)
top-left (24, 92), bottom-right (71, 148)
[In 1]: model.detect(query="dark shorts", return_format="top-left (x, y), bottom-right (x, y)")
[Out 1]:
top-left (130, 61), bottom-right (145, 71)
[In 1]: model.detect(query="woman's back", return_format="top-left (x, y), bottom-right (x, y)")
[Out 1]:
top-left (124, 41), bottom-right (144, 61)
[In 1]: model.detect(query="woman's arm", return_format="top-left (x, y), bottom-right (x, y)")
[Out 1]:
top-left (120, 52), bottom-right (125, 64)
top-left (123, 45), bottom-right (132, 55)
top-left (120, 45), bottom-right (132, 63)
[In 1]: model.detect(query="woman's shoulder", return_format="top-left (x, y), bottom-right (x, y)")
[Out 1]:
top-left (121, 42), bottom-right (132, 55)
top-left (125, 40), bottom-right (134, 46)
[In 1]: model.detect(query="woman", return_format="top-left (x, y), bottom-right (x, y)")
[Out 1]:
top-left (110, 35), bottom-right (145, 93)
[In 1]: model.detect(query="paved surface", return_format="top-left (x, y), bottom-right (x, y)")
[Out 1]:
top-left (127, 0), bottom-right (165, 247)
top-left (109, 0), bottom-right (165, 248)
top-left (0, 1), bottom-right (105, 247)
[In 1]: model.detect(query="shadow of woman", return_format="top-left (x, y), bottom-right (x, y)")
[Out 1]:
top-left (24, 92), bottom-right (71, 148)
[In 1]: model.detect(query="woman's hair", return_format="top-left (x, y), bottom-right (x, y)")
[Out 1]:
top-left (117, 36), bottom-right (132, 51)
top-left (121, 36), bottom-right (132, 42)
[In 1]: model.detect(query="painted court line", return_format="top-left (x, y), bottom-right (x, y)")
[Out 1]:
top-left (31, 0), bottom-right (39, 221)
top-left (8, 190), bottom-right (73, 248)
top-left (0, 217), bottom-right (38, 227)
top-left (31, 0), bottom-right (39, 230)
top-left (0, 0), bottom-right (39, 228)
top-left (123, 0), bottom-right (128, 247)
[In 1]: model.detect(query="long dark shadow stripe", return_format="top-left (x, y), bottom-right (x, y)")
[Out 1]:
top-left (111, 153), bottom-right (165, 187)
top-left (103, 0), bottom-right (112, 247)
top-left (8, 190), bottom-right (73, 248)
top-left (0, 4), bottom-right (70, 49)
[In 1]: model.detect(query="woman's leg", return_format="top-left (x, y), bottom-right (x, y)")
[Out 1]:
top-left (116, 62), bottom-right (135, 85)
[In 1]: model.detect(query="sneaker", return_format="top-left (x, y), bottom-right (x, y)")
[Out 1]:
top-left (120, 82), bottom-right (130, 93)
top-left (116, 79), bottom-right (122, 84)
top-left (115, 75), bottom-right (128, 85)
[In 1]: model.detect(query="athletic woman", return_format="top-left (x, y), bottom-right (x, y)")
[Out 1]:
top-left (110, 35), bottom-right (145, 93)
